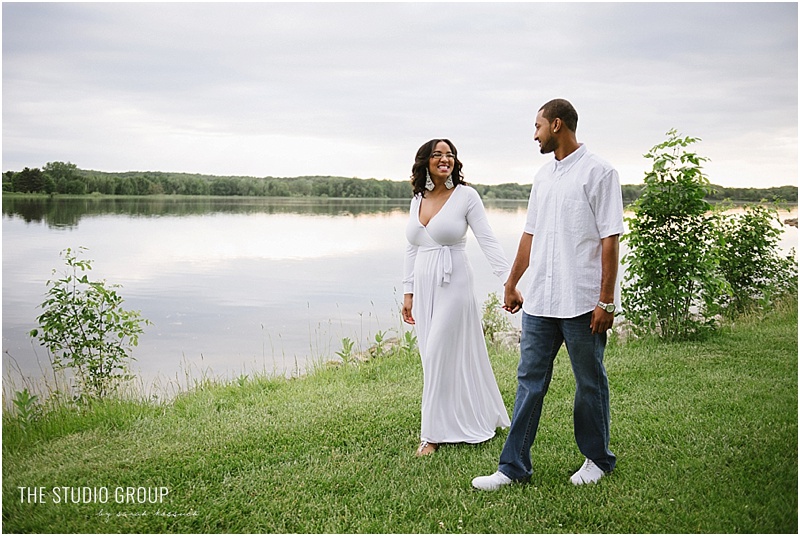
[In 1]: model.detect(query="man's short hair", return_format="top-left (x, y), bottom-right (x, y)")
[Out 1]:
top-left (539, 99), bottom-right (578, 133)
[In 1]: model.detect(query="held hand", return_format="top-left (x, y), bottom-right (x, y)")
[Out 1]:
top-left (402, 294), bottom-right (415, 325)
top-left (503, 286), bottom-right (524, 314)
top-left (590, 306), bottom-right (614, 334)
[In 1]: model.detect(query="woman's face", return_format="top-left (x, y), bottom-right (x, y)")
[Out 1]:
top-left (428, 141), bottom-right (455, 181)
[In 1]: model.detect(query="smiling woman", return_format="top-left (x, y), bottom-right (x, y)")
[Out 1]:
top-left (402, 139), bottom-right (513, 456)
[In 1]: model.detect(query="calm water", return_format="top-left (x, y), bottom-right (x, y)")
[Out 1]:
top-left (3, 197), bottom-right (796, 394)
top-left (2, 196), bottom-right (530, 391)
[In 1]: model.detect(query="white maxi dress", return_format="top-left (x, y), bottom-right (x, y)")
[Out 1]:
top-left (403, 184), bottom-right (512, 444)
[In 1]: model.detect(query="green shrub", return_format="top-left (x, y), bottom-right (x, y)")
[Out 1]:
top-left (718, 204), bottom-right (798, 315)
top-left (29, 247), bottom-right (151, 399)
top-left (622, 130), bottom-right (730, 340)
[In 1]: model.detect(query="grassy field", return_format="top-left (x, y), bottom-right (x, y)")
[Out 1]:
top-left (3, 300), bottom-right (797, 533)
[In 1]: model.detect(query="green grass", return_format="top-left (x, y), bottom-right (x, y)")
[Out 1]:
top-left (3, 301), bottom-right (797, 533)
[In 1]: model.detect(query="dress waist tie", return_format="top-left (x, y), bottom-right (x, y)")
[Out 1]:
top-left (419, 243), bottom-right (466, 286)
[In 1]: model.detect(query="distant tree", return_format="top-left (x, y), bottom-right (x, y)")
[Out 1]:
top-left (62, 178), bottom-right (87, 194)
top-left (44, 161), bottom-right (79, 185)
top-left (117, 177), bottom-right (137, 196)
top-left (209, 177), bottom-right (236, 196)
top-left (186, 177), bottom-right (210, 196)
top-left (13, 167), bottom-right (49, 193)
top-left (3, 171), bottom-right (16, 192)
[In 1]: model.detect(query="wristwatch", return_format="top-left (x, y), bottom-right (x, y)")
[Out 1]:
top-left (597, 301), bottom-right (616, 313)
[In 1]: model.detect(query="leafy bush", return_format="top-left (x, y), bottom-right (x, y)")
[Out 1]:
top-left (622, 130), bottom-right (730, 340)
top-left (481, 292), bottom-right (513, 343)
top-left (29, 247), bottom-right (150, 399)
top-left (718, 204), bottom-right (798, 315)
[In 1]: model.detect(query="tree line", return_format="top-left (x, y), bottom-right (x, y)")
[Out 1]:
top-left (3, 161), bottom-right (796, 203)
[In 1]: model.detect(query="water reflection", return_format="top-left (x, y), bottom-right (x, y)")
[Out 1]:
top-left (2, 195), bottom-right (527, 228)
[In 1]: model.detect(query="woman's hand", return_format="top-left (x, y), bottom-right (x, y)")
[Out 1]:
top-left (402, 293), bottom-right (415, 325)
top-left (503, 285), bottom-right (524, 314)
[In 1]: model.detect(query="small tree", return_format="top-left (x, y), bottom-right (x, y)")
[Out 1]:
top-left (622, 130), bottom-right (730, 340)
top-left (30, 247), bottom-right (150, 399)
top-left (718, 204), bottom-right (798, 315)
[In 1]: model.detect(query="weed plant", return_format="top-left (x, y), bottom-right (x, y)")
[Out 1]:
top-left (3, 299), bottom-right (797, 533)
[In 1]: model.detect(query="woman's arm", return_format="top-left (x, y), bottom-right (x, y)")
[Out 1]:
top-left (465, 188), bottom-right (511, 282)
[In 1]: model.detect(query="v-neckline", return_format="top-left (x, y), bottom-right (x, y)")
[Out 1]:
top-left (418, 185), bottom-right (458, 227)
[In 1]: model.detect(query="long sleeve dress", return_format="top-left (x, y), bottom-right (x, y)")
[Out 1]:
top-left (403, 184), bottom-right (512, 444)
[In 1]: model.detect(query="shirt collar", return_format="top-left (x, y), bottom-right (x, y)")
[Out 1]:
top-left (553, 143), bottom-right (586, 172)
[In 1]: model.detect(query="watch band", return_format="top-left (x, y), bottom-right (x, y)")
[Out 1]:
top-left (597, 301), bottom-right (616, 313)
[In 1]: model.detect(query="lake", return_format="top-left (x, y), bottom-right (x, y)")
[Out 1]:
top-left (2, 196), bottom-right (532, 394)
top-left (3, 196), bottom-right (796, 397)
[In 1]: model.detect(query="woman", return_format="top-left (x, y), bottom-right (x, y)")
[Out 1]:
top-left (402, 139), bottom-right (512, 456)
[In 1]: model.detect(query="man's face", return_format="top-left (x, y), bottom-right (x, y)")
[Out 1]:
top-left (533, 110), bottom-right (557, 155)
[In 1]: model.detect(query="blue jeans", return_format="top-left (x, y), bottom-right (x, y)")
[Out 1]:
top-left (498, 311), bottom-right (616, 481)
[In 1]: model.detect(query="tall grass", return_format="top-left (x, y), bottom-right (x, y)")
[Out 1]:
top-left (3, 299), bottom-right (797, 533)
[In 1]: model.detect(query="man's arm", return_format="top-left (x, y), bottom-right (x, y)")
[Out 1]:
top-left (590, 234), bottom-right (620, 334)
top-left (503, 232), bottom-right (532, 314)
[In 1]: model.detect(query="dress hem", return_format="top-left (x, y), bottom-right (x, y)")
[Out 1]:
top-left (421, 426), bottom-right (509, 445)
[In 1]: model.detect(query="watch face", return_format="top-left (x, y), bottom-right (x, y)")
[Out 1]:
top-left (606, 304), bottom-right (616, 313)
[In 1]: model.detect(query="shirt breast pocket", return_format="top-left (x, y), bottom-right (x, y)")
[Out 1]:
top-left (562, 198), bottom-right (596, 239)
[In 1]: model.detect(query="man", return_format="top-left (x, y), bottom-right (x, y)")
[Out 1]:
top-left (472, 99), bottom-right (624, 491)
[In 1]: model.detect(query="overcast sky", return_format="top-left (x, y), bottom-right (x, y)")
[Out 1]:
top-left (3, 2), bottom-right (797, 187)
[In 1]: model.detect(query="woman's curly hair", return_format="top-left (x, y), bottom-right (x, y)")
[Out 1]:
top-left (410, 139), bottom-right (466, 197)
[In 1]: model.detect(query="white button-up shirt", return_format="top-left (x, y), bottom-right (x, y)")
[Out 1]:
top-left (522, 144), bottom-right (624, 318)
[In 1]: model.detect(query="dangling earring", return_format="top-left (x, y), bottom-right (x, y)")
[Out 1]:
top-left (425, 170), bottom-right (435, 191)
top-left (444, 175), bottom-right (454, 190)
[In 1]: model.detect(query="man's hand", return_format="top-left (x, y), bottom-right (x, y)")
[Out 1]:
top-left (590, 306), bottom-right (614, 334)
top-left (503, 285), bottom-right (524, 314)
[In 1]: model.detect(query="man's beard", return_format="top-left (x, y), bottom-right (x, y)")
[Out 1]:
top-left (539, 138), bottom-right (557, 154)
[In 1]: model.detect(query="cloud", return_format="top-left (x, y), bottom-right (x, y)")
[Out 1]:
top-left (2, 2), bottom-right (797, 187)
